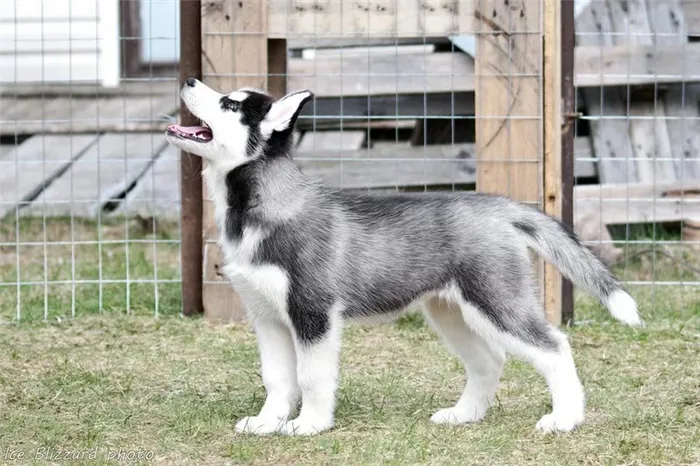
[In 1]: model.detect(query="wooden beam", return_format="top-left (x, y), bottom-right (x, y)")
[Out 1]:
top-left (543, 0), bottom-right (563, 325)
top-left (293, 137), bottom-right (594, 190)
top-left (647, 0), bottom-right (700, 182)
top-left (474, 0), bottom-right (541, 201)
top-left (287, 52), bottom-right (474, 98)
top-left (610, 0), bottom-right (675, 183)
top-left (474, 0), bottom-right (545, 315)
top-left (266, 0), bottom-right (475, 39)
top-left (576, 1), bottom-right (636, 184)
top-left (201, 0), bottom-right (270, 323)
top-left (574, 181), bottom-right (700, 225)
top-left (574, 42), bottom-right (700, 88)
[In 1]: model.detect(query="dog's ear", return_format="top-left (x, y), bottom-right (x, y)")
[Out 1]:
top-left (261, 90), bottom-right (313, 136)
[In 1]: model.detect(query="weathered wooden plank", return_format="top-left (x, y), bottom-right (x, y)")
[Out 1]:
top-left (577, 1), bottom-right (636, 183)
top-left (23, 133), bottom-right (167, 217)
top-left (610, 0), bottom-right (675, 183)
top-left (682, 0), bottom-right (700, 33)
top-left (296, 142), bottom-right (477, 189)
top-left (647, 0), bottom-right (700, 182)
top-left (0, 135), bottom-right (98, 219)
top-left (0, 95), bottom-right (178, 136)
top-left (296, 131), bottom-right (366, 152)
top-left (575, 181), bottom-right (700, 224)
top-left (543, 0), bottom-right (564, 324)
top-left (574, 42), bottom-right (700, 88)
top-left (288, 51), bottom-right (474, 98)
top-left (475, 0), bottom-right (541, 202)
top-left (664, 85), bottom-right (700, 180)
top-left (575, 179), bottom-right (700, 200)
top-left (116, 144), bottom-right (181, 220)
top-left (267, 0), bottom-right (475, 38)
top-left (0, 80), bottom-right (179, 98)
top-left (201, 0), bottom-right (269, 323)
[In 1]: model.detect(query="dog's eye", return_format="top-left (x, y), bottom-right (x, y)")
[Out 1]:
top-left (220, 97), bottom-right (240, 112)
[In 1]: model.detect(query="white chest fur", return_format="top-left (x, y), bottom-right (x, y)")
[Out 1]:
top-left (203, 165), bottom-right (290, 323)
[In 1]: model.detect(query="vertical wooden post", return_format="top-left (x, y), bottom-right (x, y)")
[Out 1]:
top-left (200, 0), bottom-right (270, 321)
top-left (560, 0), bottom-right (575, 325)
top-left (179, 0), bottom-right (203, 317)
top-left (543, 0), bottom-right (564, 326)
top-left (474, 0), bottom-right (553, 318)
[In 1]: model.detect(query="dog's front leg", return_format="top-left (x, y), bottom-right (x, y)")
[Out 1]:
top-left (235, 318), bottom-right (299, 435)
top-left (280, 314), bottom-right (342, 436)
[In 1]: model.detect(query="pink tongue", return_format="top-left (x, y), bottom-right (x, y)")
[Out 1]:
top-left (169, 124), bottom-right (208, 135)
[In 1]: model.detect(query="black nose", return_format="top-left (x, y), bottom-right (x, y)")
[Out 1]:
top-left (185, 77), bottom-right (197, 87)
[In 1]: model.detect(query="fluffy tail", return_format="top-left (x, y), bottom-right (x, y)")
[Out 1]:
top-left (512, 207), bottom-right (643, 327)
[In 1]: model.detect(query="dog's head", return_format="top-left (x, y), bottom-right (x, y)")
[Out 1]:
top-left (166, 78), bottom-right (313, 167)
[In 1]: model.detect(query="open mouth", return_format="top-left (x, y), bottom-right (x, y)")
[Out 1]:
top-left (167, 122), bottom-right (213, 143)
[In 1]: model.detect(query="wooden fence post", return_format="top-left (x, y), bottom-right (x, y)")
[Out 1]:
top-left (200, 0), bottom-right (271, 321)
top-left (475, 0), bottom-right (565, 325)
top-left (543, 0), bottom-right (564, 326)
top-left (180, 0), bottom-right (203, 317)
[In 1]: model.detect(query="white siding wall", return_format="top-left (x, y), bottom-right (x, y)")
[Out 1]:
top-left (0, 0), bottom-right (119, 86)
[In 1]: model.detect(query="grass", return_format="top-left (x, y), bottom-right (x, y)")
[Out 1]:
top-left (0, 217), bottom-right (699, 465)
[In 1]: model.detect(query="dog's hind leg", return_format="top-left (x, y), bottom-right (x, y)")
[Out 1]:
top-left (453, 287), bottom-right (586, 433)
top-left (422, 296), bottom-right (506, 425)
top-left (235, 318), bottom-right (299, 435)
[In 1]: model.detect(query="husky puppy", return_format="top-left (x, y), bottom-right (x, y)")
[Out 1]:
top-left (165, 78), bottom-right (642, 436)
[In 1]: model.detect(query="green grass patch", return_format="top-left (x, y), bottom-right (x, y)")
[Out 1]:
top-left (0, 217), bottom-right (699, 464)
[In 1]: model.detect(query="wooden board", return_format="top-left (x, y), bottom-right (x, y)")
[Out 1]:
top-left (475, 0), bottom-right (541, 203)
top-left (682, 0), bottom-right (700, 33)
top-left (288, 51), bottom-right (474, 98)
top-left (297, 92), bottom-right (475, 129)
top-left (543, 0), bottom-right (563, 324)
top-left (296, 142), bottom-right (477, 189)
top-left (23, 133), bottom-right (167, 217)
top-left (0, 135), bottom-right (98, 219)
top-left (201, 0), bottom-right (269, 323)
top-left (574, 42), bottom-right (700, 88)
top-left (610, 0), bottom-right (675, 183)
top-left (115, 144), bottom-right (181, 220)
top-left (647, 0), bottom-right (700, 182)
top-left (296, 136), bottom-right (595, 190)
top-left (0, 80), bottom-right (179, 99)
top-left (575, 181), bottom-right (700, 224)
top-left (296, 131), bottom-right (366, 152)
top-left (267, 0), bottom-right (475, 38)
top-left (0, 95), bottom-right (178, 135)
top-left (576, 1), bottom-right (636, 184)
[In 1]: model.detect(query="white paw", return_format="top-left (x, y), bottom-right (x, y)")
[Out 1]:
top-left (279, 417), bottom-right (333, 436)
top-left (234, 416), bottom-right (287, 435)
top-left (430, 406), bottom-right (485, 425)
top-left (535, 412), bottom-right (583, 433)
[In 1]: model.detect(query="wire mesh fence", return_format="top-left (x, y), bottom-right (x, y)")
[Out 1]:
top-left (0, 0), bottom-right (184, 321)
top-left (1, 0), bottom-right (698, 323)
top-left (573, 0), bottom-right (700, 319)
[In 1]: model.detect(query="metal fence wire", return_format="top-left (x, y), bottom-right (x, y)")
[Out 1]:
top-left (0, 0), bottom-right (698, 323)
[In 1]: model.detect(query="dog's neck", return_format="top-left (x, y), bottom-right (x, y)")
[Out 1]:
top-left (203, 155), bottom-right (315, 238)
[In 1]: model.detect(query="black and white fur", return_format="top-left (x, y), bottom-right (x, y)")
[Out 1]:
top-left (165, 78), bottom-right (643, 436)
